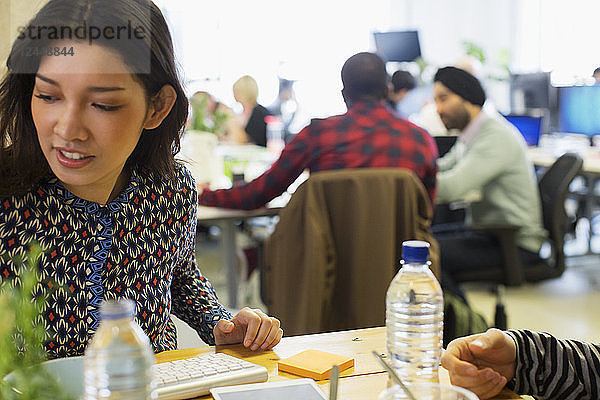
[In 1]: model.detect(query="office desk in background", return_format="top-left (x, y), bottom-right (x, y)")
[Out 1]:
top-left (193, 143), bottom-right (286, 309)
top-left (197, 143), bottom-right (308, 309)
top-left (527, 144), bottom-right (600, 173)
top-left (202, 185), bottom-right (478, 309)
top-left (197, 206), bottom-right (281, 309)
top-left (157, 327), bottom-right (527, 400)
top-left (528, 140), bottom-right (600, 254)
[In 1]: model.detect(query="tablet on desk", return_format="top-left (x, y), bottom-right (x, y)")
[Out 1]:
top-left (210, 378), bottom-right (327, 400)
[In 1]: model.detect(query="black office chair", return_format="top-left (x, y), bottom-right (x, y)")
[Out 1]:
top-left (453, 152), bottom-right (583, 329)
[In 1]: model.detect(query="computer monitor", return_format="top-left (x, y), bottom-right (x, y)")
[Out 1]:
top-left (510, 72), bottom-right (555, 111)
top-left (558, 85), bottom-right (600, 136)
top-left (503, 114), bottom-right (544, 147)
top-left (373, 30), bottom-right (421, 63)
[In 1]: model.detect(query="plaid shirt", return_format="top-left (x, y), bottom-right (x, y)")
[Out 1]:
top-left (199, 100), bottom-right (438, 209)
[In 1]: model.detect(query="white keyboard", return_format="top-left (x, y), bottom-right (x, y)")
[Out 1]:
top-left (154, 352), bottom-right (269, 400)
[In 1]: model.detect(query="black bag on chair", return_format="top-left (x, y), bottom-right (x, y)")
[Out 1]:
top-left (443, 291), bottom-right (489, 347)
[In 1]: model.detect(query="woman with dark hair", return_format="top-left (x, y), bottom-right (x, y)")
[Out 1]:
top-left (0, 0), bottom-right (282, 359)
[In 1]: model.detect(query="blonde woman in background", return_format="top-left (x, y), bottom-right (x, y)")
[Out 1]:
top-left (231, 75), bottom-right (271, 147)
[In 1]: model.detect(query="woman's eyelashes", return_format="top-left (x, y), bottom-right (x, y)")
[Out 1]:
top-left (34, 93), bottom-right (122, 112)
top-left (34, 93), bottom-right (58, 103)
top-left (92, 103), bottom-right (122, 112)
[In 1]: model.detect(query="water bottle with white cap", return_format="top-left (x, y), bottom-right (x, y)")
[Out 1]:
top-left (84, 298), bottom-right (156, 399)
top-left (386, 240), bottom-right (443, 384)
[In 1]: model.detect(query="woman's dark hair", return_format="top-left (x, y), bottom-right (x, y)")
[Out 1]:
top-left (0, 0), bottom-right (188, 196)
top-left (391, 70), bottom-right (416, 92)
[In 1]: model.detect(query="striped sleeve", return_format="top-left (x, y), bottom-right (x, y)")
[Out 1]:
top-left (507, 329), bottom-right (600, 399)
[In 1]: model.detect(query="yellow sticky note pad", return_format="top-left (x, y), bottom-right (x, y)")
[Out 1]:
top-left (277, 349), bottom-right (354, 380)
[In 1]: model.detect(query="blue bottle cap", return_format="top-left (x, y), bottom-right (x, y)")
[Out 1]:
top-left (401, 240), bottom-right (430, 264)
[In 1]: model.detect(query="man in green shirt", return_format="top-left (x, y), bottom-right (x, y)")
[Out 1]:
top-left (433, 66), bottom-right (547, 280)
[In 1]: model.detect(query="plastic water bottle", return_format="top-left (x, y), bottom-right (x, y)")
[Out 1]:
top-left (84, 299), bottom-right (156, 399)
top-left (386, 240), bottom-right (443, 383)
top-left (265, 115), bottom-right (285, 154)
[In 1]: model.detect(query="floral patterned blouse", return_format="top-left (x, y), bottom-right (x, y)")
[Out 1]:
top-left (0, 166), bottom-right (231, 358)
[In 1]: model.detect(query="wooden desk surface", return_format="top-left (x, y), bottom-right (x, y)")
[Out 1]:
top-left (528, 145), bottom-right (600, 174)
top-left (156, 327), bottom-right (525, 399)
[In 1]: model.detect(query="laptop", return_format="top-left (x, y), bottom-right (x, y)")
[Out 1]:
top-left (434, 135), bottom-right (458, 157)
top-left (504, 114), bottom-right (544, 147)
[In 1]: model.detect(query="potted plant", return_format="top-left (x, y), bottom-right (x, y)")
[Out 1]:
top-left (0, 243), bottom-right (73, 399)
top-left (188, 91), bottom-right (230, 136)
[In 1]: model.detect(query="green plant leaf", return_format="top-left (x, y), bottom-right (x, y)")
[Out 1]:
top-left (461, 40), bottom-right (486, 64)
top-left (189, 93), bottom-right (230, 135)
top-left (0, 242), bottom-right (74, 399)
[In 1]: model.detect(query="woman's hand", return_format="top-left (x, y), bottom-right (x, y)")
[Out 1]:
top-left (213, 307), bottom-right (282, 350)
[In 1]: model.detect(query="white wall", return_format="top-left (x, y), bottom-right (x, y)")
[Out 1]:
top-left (160, 0), bottom-right (393, 132)
top-left (538, 1), bottom-right (600, 84)
top-left (391, 0), bottom-right (600, 83)
top-left (1, 0), bottom-right (50, 76)
top-left (3, 1), bottom-right (599, 120)
top-left (391, 0), bottom-right (516, 70)
top-left (387, 0), bottom-right (600, 110)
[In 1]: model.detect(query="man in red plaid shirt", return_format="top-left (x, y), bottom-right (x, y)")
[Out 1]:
top-left (199, 52), bottom-right (438, 210)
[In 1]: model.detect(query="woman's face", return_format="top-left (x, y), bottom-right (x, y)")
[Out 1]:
top-left (31, 40), bottom-right (151, 204)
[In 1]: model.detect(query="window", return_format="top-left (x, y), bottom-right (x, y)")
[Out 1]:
top-left (157, 0), bottom-right (391, 132)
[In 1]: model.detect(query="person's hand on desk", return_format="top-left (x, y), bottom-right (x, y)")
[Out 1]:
top-left (213, 307), bottom-right (283, 350)
top-left (441, 328), bottom-right (516, 399)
